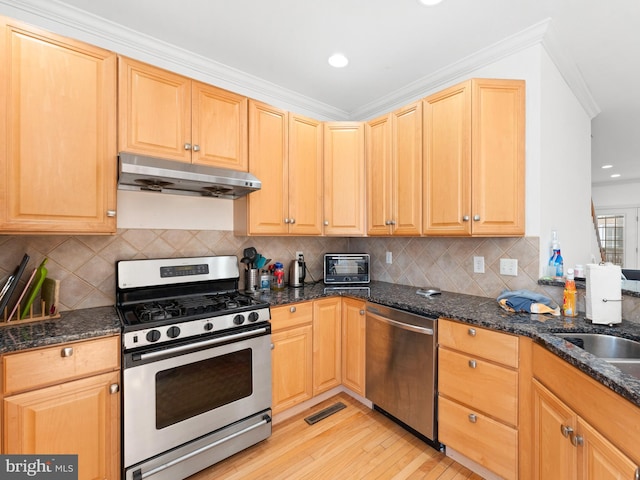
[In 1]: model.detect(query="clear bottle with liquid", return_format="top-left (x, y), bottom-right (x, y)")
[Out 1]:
top-left (271, 262), bottom-right (285, 291)
top-left (548, 230), bottom-right (564, 278)
top-left (563, 268), bottom-right (577, 317)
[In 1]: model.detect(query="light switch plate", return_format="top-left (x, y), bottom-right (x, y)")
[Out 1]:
top-left (500, 258), bottom-right (518, 276)
top-left (473, 256), bottom-right (485, 274)
top-left (386, 251), bottom-right (392, 264)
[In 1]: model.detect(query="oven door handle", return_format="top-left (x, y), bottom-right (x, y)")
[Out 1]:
top-left (133, 415), bottom-right (271, 480)
top-left (137, 327), bottom-right (269, 362)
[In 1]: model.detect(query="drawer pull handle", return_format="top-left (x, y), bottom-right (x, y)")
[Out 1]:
top-left (109, 384), bottom-right (120, 394)
top-left (468, 328), bottom-right (476, 337)
top-left (570, 433), bottom-right (583, 447)
top-left (635, 467), bottom-right (639, 480)
top-left (561, 424), bottom-right (573, 438)
top-left (290, 306), bottom-right (296, 313)
top-left (61, 347), bottom-right (73, 358)
top-left (468, 359), bottom-right (477, 369)
top-left (468, 413), bottom-right (477, 423)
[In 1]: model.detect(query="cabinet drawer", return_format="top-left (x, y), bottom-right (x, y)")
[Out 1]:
top-left (3, 336), bottom-right (120, 394)
top-left (438, 318), bottom-right (518, 367)
top-left (439, 347), bottom-right (518, 426)
top-left (270, 302), bottom-right (313, 331)
top-left (439, 396), bottom-right (517, 480)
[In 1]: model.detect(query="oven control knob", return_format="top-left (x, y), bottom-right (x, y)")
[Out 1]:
top-left (204, 322), bottom-right (213, 331)
top-left (167, 326), bottom-right (181, 338)
top-left (146, 330), bottom-right (161, 343)
top-left (233, 314), bottom-right (245, 325)
top-left (248, 312), bottom-right (259, 323)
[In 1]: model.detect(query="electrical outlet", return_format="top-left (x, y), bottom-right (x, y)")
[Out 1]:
top-left (295, 251), bottom-right (304, 259)
top-left (473, 256), bottom-right (485, 274)
top-left (499, 258), bottom-right (518, 276)
top-left (386, 251), bottom-right (393, 264)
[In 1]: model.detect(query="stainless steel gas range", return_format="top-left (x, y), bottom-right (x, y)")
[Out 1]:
top-left (116, 256), bottom-right (272, 480)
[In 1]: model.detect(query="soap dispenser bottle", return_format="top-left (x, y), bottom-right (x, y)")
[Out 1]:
top-left (549, 231), bottom-right (563, 278)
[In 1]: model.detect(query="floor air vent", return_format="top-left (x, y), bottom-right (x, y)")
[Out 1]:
top-left (304, 402), bottom-right (346, 425)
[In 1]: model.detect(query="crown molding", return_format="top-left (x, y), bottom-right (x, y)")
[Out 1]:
top-left (0, 1), bottom-right (599, 122)
top-left (0, 0), bottom-right (349, 120)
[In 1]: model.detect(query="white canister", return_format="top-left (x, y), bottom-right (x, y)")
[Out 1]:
top-left (574, 264), bottom-right (585, 278)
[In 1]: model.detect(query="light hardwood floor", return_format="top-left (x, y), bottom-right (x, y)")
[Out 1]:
top-left (188, 393), bottom-right (484, 480)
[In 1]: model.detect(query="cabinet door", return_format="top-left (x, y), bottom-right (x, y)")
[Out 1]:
top-left (532, 379), bottom-right (577, 480)
top-left (0, 20), bottom-right (117, 233)
top-left (366, 114), bottom-right (393, 236)
top-left (288, 114), bottom-right (323, 235)
top-left (423, 81), bottom-right (472, 236)
top-left (191, 81), bottom-right (248, 171)
top-left (323, 122), bottom-right (365, 236)
top-left (271, 325), bottom-right (313, 414)
top-left (470, 78), bottom-right (525, 236)
top-left (392, 101), bottom-right (422, 235)
top-left (313, 298), bottom-right (342, 395)
top-left (118, 56), bottom-right (191, 162)
top-left (4, 371), bottom-right (120, 480)
top-left (577, 418), bottom-right (638, 480)
top-left (245, 100), bottom-right (288, 234)
top-left (341, 298), bottom-right (366, 396)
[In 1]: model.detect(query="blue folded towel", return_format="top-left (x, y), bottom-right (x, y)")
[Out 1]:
top-left (496, 289), bottom-right (559, 315)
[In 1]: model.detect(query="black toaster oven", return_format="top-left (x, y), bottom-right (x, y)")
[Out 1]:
top-left (323, 253), bottom-right (370, 284)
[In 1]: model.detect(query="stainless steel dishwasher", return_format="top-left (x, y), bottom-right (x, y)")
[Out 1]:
top-left (365, 303), bottom-right (440, 448)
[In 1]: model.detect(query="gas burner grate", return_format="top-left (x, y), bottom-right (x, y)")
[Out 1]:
top-left (135, 301), bottom-right (183, 323)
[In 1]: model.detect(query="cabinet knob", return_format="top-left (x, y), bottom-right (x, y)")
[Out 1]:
top-left (284, 218), bottom-right (290, 224)
top-left (106, 210), bottom-right (116, 217)
top-left (184, 143), bottom-right (192, 150)
top-left (468, 359), bottom-right (477, 369)
top-left (324, 220), bottom-right (329, 226)
top-left (61, 347), bottom-right (73, 358)
top-left (570, 433), bottom-right (584, 447)
top-left (468, 413), bottom-right (477, 423)
top-left (270, 343), bottom-right (275, 350)
top-left (635, 467), bottom-right (639, 480)
top-left (193, 144), bottom-right (200, 152)
top-left (560, 424), bottom-right (574, 438)
top-left (385, 220), bottom-right (391, 225)
top-left (389, 220), bottom-right (396, 226)
top-left (467, 328), bottom-right (476, 337)
top-left (290, 218), bottom-right (295, 224)
top-left (290, 306), bottom-right (296, 313)
top-left (473, 215), bottom-right (481, 221)
top-left (462, 215), bottom-right (470, 221)
top-left (359, 310), bottom-right (365, 316)
top-left (109, 384), bottom-right (120, 394)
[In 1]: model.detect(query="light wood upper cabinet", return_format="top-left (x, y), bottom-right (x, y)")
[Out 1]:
top-left (0, 18), bottom-right (117, 234)
top-left (366, 101), bottom-right (422, 236)
top-left (118, 56), bottom-right (248, 170)
top-left (423, 78), bottom-right (525, 236)
top-left (323, 122), bottom-right (366, 236)
top-left (235, 102), bottom-right (323, 235)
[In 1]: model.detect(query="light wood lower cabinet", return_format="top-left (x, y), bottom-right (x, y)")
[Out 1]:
top-left (532, 344), bottom-right (639, 480)
top-left (1, 336), bottom-right (120, 480)
top-left (438, 318), bottom-right (520, 479)
top-left (341, 298), bottom-right (366, 396)
top-left (313, 298), bottom-right (342, 395)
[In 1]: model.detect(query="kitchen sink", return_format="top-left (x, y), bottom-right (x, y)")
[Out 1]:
top-left (607, 360), bottom-right (640, 378)
top-left (556, 333), bottom-right (640, 360)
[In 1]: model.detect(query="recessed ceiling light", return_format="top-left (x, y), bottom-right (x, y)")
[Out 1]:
top-left (328, 53), bottom-right (348, 68)
top-left (611, 173), bottom-right (621, 178)
top-left (601, 164), bottom-right (613, 169)
top-left (418, 0), bottom-right (444, 5)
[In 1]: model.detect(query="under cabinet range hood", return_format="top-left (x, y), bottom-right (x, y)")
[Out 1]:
top-left (117, 153), bottom-right (261, 199)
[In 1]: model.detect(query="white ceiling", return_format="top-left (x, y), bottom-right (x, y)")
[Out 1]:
top-left (11, 0), bottom-right (640, 185)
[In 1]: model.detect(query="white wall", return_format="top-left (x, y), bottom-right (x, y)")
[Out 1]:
top-left (592, 182), bottom-right (640, 208)
top-left (538, 51), bottom-right (593, 273)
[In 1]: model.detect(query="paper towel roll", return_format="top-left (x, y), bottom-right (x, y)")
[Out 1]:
top-left (585, 263), bottom-right (622, 325)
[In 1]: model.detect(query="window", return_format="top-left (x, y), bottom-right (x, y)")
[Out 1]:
top-left (596, 214), bottom-right (624, 266)
top-left (594, 207), bottom-right (639, 268)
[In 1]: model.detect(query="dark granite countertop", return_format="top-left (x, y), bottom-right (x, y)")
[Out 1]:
top-left (249, 280), bottom-right (640, 408)
top-left (2, 282), bottom-right (639, 410)
top-left (0, 306), bottom-right (121, 354)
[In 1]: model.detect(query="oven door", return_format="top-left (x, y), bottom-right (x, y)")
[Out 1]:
top-left (122, 325), bottom-right (271, 469)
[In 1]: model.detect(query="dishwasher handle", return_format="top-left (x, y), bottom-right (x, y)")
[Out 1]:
top-left (367, 308), bottom-right (434, 335)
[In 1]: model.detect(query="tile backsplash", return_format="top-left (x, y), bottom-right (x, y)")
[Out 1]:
top-left (2, 231), bottom-right (639, 322)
